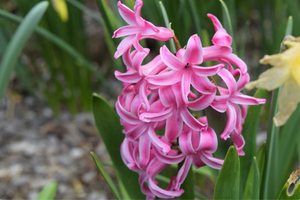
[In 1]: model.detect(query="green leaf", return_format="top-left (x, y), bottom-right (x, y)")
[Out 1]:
top-left (213, 146), bottom-right (240, 200)
top-left (219, 0), bottom-right (236, 53)
top-left (158, 1), bottom-right (176, 52)
top-left (0, 9), bottom-right (116, 98)
top-left (36, 181), bottom-right (57, 200)
top-left (240, 89), bottom-right (266, 192)
top-left (180, 165), bottom-right (194, 200)
top-left (92, 93), bottom-right (144, 199)
top-left (90, 152), bottom-right (121, 200)
top-left (278, 167), bottom-right (300, 199)
top-left (0, 1), bottom-right (48, 101)
top-left (243, 157), bottom-right (260, 199)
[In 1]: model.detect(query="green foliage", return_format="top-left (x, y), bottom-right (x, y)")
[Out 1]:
top-left (90, 152), bottom-right (121, 200)
top-left (213, 146), bottom-right (240, 200)
top-left (36, 181), bottom-right (57, 200)
top-left (92, 93), bottom-right (144, 199)
top-left (0, 1), bottom-right (48, 101)
top-left (240, 89), bottom-right (266, 193)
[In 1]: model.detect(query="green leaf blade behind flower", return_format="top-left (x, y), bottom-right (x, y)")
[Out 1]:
top-left (243, 143), bottom-right (266, 199)
top-left (92, 93), bottom-right (144, 199)
top-left (0, 1), bottom-right (48, 101)
top-left (213, 146), bottom-right (240, 200)
top-left (90, 152), bottom-right (121, 200)
top-left (36, 181), bottom-right (57, 200)
top-left (240, 89), bottom-right (266, 194)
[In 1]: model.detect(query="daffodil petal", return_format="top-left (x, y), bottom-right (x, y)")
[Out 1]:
top-left (274, 78), bottom-right (300, 126)
top-left (246, 66), bottom-right (289, 91)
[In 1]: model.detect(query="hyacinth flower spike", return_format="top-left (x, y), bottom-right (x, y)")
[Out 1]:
top-left (112, 0), bottom-right (173, 58)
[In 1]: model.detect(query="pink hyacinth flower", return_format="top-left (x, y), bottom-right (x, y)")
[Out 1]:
top-left (211, 68), bottom-right (266, 141)
top-left (147, 34), bottom-right (224, 104)
top-left (203, 14), bottom-right (247, 74)
top-left (121, 138), bottom-right (184, 200)
top-left (112, 0), bottom-right (173, 58)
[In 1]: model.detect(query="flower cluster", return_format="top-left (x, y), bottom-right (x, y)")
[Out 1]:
top-left (113, 0), bottom-right (265, 199)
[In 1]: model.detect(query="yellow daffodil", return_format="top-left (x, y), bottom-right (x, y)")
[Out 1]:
top-left (246, 36), bottom-right (300, 126)
top-left (51, 0), bottom-right (68, 22)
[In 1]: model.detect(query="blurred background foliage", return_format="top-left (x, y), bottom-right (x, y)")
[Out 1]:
top-left (0, 0), bottom-right (299, 114)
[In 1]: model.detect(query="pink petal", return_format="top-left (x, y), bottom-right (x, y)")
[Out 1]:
top-left (207, 13), bottom-right (223, 31)
top-left (200, 152), bottom-right (224, 169)
top-left (146, 26), bottom-right (173, 41)
top-left (192, 154), bottom-right (206, 168)
top-left (148, 128), bottom-right (171, 154)
top-left (232, 132), bottom-right (245, 156)
top-left (139, 106), bottom-right (173, 122)
top-left (231, 92), bottom-right (266, 105)
top-left (134, 0), bottom-right (145, 27)
top-left (116, 97), bottom-right (139, 124)
top-left (148, 178), bottom-right (184, 199)
top-left (180, 108), bottom-right (205, 131)
top-left (179, 127), bottom-right (196, 155)
top-left (220, 104), bottom-right (237, 140)
top-left (202, 45), bottom-right (232, 61)
top-left (160, 45), bottom-right (185, 71)
top-left (120, 139), bottom-right (136, 169)
top-left (198, 127), bottom-right (218, 152)
top-left (115, 70), bottom-right (142, 83)
top-left (139, 133), bottom-right (151, 166)
top-left (126, 123), bottom-right (148, 140)
top-left (175, 156), bottom-right (193, 190)
top-left (153, 148), bottom-right (185, 164)
top-left (112, 25), bottom-right (142, 38)
top-left (132, 49), bottom-right (149, 71)
top-left (122, 48), bottom-right (133, 68)
top-left (165, 110), bottom-right (183, 142)
top-left (236, 71), bottom-right (250, 91)
top-left (221, 54), bottom-right (247, 74)
top-left (158, 86), bottom-right (175, 107)
top-left (188, 93), bottom-right (215, 110)
top-left (210, 95), bottom-right (228, 113)
top-left (146, 70), bottom-right (182, 86)
top-left (183, 34), bottom-right (203, 64)
top-left (114, 35), bottom-right (135, 59)
top-left (218, 68), bottom-right (237, 95)
top-left (141, 55), bottom-right (166, 76)
top-left (193, 63), bottom-right (224, 76)
top-left (117, 1), bottom-right (136, 25)
top-left (191, 75), bottom-right (216, 94)
top-left (181, 71), bottom-right (192, 104)
top-left (133, 33), bottom-right (144, 52)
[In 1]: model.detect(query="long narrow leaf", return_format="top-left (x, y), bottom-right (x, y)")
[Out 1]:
top-left (0, 1), bottom-right (48, 100)
top-left (240, 89), bottom-right (266, 192)
top-left (219, 0), bottom-right (236, 53)
top-left (36, 181), bottom-right (57, 200)
top-left (159, 1), bottom-right (176, 53)
top-left (180, 165), bottom-right (194, 200)
top-left (92, 93), bottom-right (144, 199)
top-left (90, 152), bottom-right (121, 200)
top-left (213, 146), bottom-right (240, 200)
top-left (0, 9), bottom-right (116, 97)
